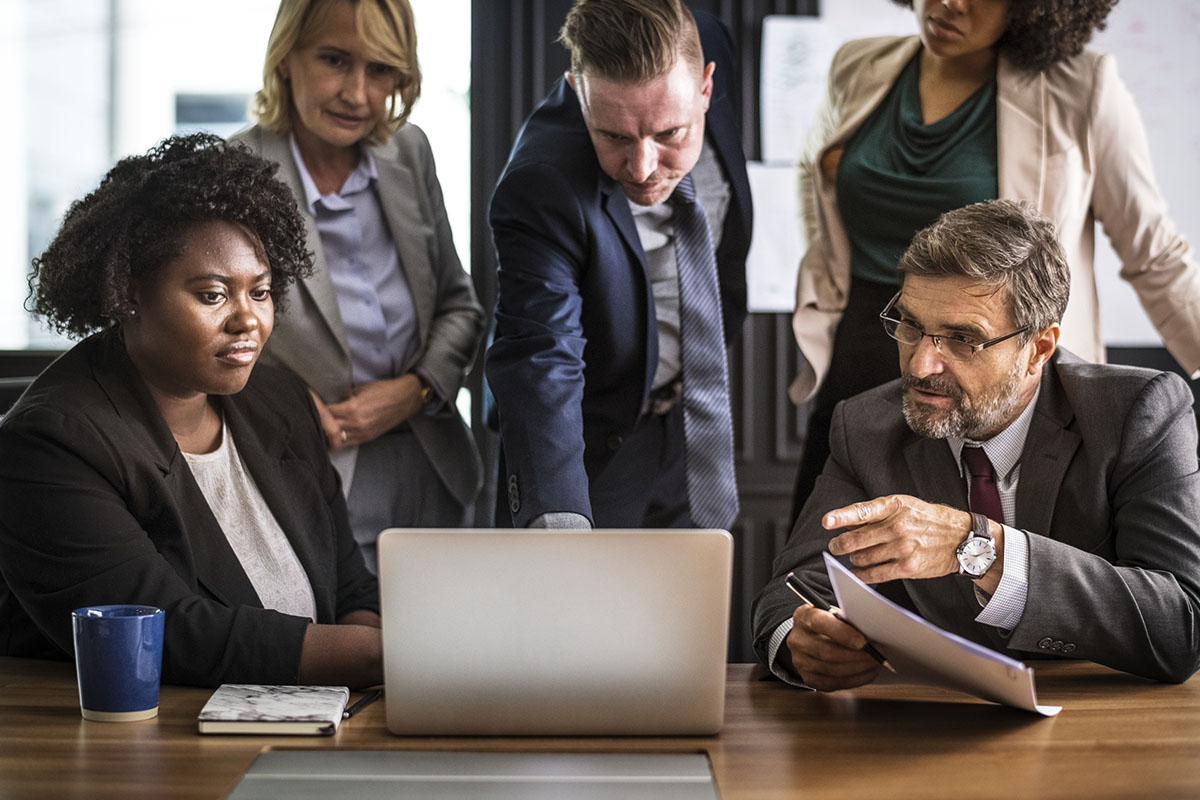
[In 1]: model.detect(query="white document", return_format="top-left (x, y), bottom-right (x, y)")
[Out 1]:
top-left (824, 552), bottom-right (1061, 716)
top-left (745, 161), bottom-right (803, 312)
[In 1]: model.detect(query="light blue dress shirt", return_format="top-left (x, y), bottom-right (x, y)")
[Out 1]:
top-left (289, 135), bottom-right (419, 387)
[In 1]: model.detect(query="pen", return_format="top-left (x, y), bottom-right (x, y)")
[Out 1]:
top-left (785, 572), bottom-right (895, 673)
top-left (343, 688), bottom-right (384, 719)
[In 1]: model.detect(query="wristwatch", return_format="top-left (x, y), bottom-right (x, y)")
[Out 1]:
top-left (956, 512), bottom-right (997, 578)
top-left (416, 376), bottom-right (434, 405)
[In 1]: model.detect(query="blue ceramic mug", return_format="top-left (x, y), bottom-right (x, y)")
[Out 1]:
top-left (71, 605), bottom-right (165, 722)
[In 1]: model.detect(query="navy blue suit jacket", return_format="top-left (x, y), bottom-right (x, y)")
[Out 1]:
top-left (486, 12), bottom-right (752, 526)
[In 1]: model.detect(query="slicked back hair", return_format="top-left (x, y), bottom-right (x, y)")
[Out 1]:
top-left (558, 0), bottom-right (703, 83)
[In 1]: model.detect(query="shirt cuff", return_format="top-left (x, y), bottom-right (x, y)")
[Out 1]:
top-left (974, 524), bottom-right (1029, 630)
top-left (766, 617), bottom-right (809, 688)
top-left (529, 511), bottom-right (592, 529)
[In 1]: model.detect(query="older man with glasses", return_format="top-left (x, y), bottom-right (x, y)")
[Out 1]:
top-left (753, 199), bottom-right (1200, 689)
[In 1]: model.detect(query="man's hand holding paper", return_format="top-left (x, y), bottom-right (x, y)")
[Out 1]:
top-left (785, 604), bottom-right (881, 692)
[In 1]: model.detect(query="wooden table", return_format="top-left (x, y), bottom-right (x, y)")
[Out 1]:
top-left (2, 657), bottom-right (1199, 799)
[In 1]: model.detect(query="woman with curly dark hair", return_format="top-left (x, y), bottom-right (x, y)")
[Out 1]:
top-left (0, 133), bottom-right (383, 689)
top-left (787, 0), bottom-right (1200, 523)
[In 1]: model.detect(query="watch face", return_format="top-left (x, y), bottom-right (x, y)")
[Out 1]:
top-left (957, 537), bottom-right (996, 577)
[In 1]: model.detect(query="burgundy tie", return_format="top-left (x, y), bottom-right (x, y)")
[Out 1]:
top-left (961, 446), bottom-right (1004, 523)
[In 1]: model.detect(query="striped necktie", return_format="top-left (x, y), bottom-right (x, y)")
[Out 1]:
top-left (668, 174), bottom-right (739, 529)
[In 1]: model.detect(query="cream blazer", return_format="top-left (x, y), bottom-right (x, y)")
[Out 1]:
top-left (790, 36), bottom-right (1200, 403)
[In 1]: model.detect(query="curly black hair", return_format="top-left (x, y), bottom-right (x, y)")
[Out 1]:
top-left (891, 0), bottom-right (1119, 73)
top-left (29, 132), bottom-right (312, 339)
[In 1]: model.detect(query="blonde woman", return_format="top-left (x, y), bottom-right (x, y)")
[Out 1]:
top-left (234, 0), bottom-right (483, 570)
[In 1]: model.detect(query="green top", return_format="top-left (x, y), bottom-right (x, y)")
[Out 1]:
top-left (836, 51), bottom-right (998, 285)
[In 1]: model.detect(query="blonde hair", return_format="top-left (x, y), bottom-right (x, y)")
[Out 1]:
top-left (252, 0), bottom-right (422, 144)
top-left (558, 0), bottom-right (703, 83)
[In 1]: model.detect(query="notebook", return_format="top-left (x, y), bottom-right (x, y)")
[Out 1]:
top-left (197, 684), bottom-right (349, 735)
top-left (377, 528), bottom-right (733, 735)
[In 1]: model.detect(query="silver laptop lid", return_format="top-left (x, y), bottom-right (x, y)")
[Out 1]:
top-left (378, 528), bottom-right (732, 736)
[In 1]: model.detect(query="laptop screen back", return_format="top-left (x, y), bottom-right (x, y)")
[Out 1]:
top-left (377, 528), bottom-right (732, 735)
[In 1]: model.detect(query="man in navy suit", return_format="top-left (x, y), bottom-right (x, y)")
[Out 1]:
top-left (487, 0), bottom-right (752, 529)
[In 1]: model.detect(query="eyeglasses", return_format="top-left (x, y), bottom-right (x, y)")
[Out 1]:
top-left (878, 291), bottom-right (1029, 362)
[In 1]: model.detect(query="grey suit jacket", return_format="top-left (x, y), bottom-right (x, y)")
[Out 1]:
top-left (753, 349), bottom-right (1200, 683)
top-left (231, 124), bottom-right (483, 505)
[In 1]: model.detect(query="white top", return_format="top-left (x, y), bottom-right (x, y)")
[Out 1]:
top-left (183, 419), bottom-right (317, 621)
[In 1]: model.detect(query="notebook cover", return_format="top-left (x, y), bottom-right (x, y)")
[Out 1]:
top-left (197, 684), bottom-right (349, 735)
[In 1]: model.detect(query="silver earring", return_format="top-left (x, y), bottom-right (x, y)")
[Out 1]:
top-left (129, 308), bottom-right (137, 317)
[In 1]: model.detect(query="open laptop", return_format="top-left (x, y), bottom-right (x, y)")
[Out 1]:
top-left (377, 528), bottom-right (733, 736)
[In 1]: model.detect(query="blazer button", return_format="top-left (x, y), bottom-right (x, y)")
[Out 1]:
top-left (606, 434), bottom-right (624, 451)
top-left (1037, 637), bottom-right (1053, 650)
top-left (507, 474), bottom-right (520, 514)
top-left (1050, 640), bottom-right (1064, 651)
top-left (1062, 643), bottom-right (1076, 654)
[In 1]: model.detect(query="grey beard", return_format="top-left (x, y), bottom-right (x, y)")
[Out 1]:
top-left (901, 361), bottom-right (1024, 440)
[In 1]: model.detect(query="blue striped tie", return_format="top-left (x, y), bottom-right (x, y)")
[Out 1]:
top-left (668, 174), bottom-right (739, 529)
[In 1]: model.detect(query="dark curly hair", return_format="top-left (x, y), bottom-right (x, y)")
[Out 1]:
top-left (891, 0), bottom-right (1119, 73)
top-left (29, 132), bottom-right (312, 339)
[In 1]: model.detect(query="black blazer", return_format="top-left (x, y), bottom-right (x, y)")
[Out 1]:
top-left (0, 330), bottom-right (378, 687)
top-left (486, 11), bottom-right (753, 525)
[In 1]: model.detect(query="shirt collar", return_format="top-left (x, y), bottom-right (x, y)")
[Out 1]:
top-left (288, 132), bottom-right (377, 213)
top-left (948, 381), bottom-right (1042, 482)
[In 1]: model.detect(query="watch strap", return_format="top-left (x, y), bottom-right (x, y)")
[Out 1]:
top-left (969, 512), bottom-right (993, 542)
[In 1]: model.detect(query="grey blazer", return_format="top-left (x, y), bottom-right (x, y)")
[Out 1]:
top-left (232, 124), bottom-right (484, 505)
top-left (753, 349), bottom-right (1200, 683)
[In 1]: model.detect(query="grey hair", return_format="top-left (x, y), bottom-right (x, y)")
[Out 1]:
top-left (897, 199), bottom-right (1070, 336)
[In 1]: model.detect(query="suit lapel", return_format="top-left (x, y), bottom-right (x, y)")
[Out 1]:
top-left (600, 178), bottom-right (657, 398)
top-left (904, 435), bottom-right (967, 510)
top-left (91, 332), bottom-right (179, 476)
top-left (901, 428), bottom-right (985, 631)
top-left (1015, 362), bottom-right (1079, 534)
top-left (257, 129), bottom-right (351, 358)
top-left (600, 174), bottom-right (647, 274)
top-left (700, 59), bottom-right (752, 241)
top-left (830, 38), bottom-right (921, 151)
top-left (372, 138), bottom-right (434, 366)
top-left (996, 54), bottom-right (1046, 206)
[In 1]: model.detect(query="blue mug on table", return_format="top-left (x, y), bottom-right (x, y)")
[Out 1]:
top-left (71, 605), bottom-right (164, 722)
